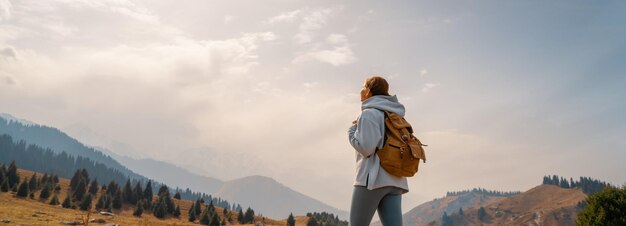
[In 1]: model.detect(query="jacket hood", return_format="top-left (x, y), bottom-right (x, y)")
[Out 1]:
top-left (361, 95), bottom-right (405, 116)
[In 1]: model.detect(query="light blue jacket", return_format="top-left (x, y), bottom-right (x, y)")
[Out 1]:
top-left (348, 95), bottom-right (409, 193)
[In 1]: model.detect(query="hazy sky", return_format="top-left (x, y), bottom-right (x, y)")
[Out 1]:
top-left (1, 0), bottom-right (625, 212)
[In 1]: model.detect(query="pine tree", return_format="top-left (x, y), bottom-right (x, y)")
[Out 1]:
top-left (144, 180), bottom-right (153, 200)
top-left (174, 191), bottom-right (181, 200)
top-left (73, 179), bottom-right (87, 202)
top-left (49, 194), bottom-right (60, 205)
top-left (17, 181), bottom-right (29, 197)
top-left (459, 207), bottom-right (464, 216)
top-left (62, 195), bottom-right (72, 208)
top-left (478, 206), bottom-right (487, 221)
top-left (189, 204), bottom-right (197, 222)
top-left (69, 170), bottom-right (81, 191)
top-left (39, 183), bottom-right (51, 200)
top-left (1, 179), bottom-right (9, 192)
top-left (96, 194), bottom-right (107, 210)
top-left (237, 208), bottom-right (244, 224)
top-left (6, 161), bottom-right (19, 189)
top-left (199, 206), bottom-right (212, 225)
top-left (88, 178), bottom-right (99, 195)
top-left (28, 173), bottom-right (38, 191)
top-left (112, 188), bottom-right (123, 209)
top-left (153, 198), bottom-right (167, 218)
top-left (195, 199), bottom-right (203, 216)
top-left (287, 213), bottom-right (296, 226)
top-left (210, 212), bottom-right (220, 226)
top-left (0, 164), bottom-right (5, 184)
top-left (123, 178), bottom-right (133, 204)
top-left (133, 181), bottom-right (143, 204)
top-left (307, 217), bottom-right (318, 226)
top-left (244, 207), bottom-right (255, 224)
top-left (134, 200), bottom-right (144, 217)
top-left (174, 205), bottom-right (182, 217)
top-left (79, 194), bottom-right (92, 211)
top-left (442, 211), bottom-right (452, 226)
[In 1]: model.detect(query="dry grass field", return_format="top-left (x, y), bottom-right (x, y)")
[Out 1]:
top-left (0, 169), bottom-right (310, 226)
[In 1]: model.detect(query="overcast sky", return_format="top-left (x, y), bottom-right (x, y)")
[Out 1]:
top-left (1, 0), bottom-right (625, 212)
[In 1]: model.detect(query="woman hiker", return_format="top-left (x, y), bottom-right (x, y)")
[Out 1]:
top-left (348, 76), bottom-right (408, 226)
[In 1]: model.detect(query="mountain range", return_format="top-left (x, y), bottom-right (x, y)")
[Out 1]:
top-left (0, 113), bottom-right (348, 220)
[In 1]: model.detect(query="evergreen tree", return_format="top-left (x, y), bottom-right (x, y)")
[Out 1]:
top-left (28, 173), bottom-right (38, 191)
top-left (459, 207), bottom-right (464, 216)
top-left (96, 194), bottom-right (107, 210)
top-left (79, 194), bottom-right (92, 211)
top-left (73, 179), bottom-right (87, 202)
top-left (6, 161), bottom-right (19, 188)
top-left (112, 188), bottom-right (123, 209)
top-left (88, 178), bottom-right (99, 195)
top-left (195, 199), bottom-right (203, 216)
top-left (223, 208), bottom-right (228, 216)
top-left (62, 195), bottom-right (72, 208)
top-left (1, 179), bottom-right (9, 192)
top-left (69, 170), bottom-right (81, 191)
top-left (153, 198), bottom-right (168, 218)
top-left (174, 205), bottom-right (182, 217)
top-left (0, 164), bottom-right (5, 184)
top-left (237, 208), bottom-right (244, 224)
top-left (133, 200), bottom-right (144, 217)
top-left (287, 213), bottom-right (296, 226)
top-left (17, 181), bottom-right (29, 197)
top-left (107, 181), bottom-right (118, 196)
top-left (189, 204), bottom-right (197, 222)
top-left (174, 191), bottom-right (181, 200)
top-left (478, 206), bottom-right (487, 221)
top-left (210, 212), bottom-right (220, 226)
top-left (200, 207), bottom-right (211, 225)
top-left (442, 211), bottom-right (452, 226)
top-left (39, 183), bottom-right (51, 200)
top-left (133, 181), bottom-right (143, 204)
top-left (49, 194), bottom-right (60, 205)
top-left (144, 180), bottom-right (153, 201)
top-left (307, 217), bottom-right (318, 226)
top-left (123, 178), bottom-right (134, 204)
top-left (244, 207), bottom-right (255, 224)
top-left (576, 186), bottom-right (626, 226)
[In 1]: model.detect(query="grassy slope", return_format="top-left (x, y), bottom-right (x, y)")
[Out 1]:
top-left (432, 184), bottom-right (587, 226)
top-left (0, 169), bottom-right (310, 225)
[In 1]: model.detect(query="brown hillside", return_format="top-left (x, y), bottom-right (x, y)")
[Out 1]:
top-left (0, 168), bottom-right (294, 225)
top-left (428, 184), bottom-right (587, 226)
top-left (396, 191), bottom-right (506, 226)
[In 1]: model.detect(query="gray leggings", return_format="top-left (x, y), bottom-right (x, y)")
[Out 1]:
top-left (350, 186), bottom-right (402, 226)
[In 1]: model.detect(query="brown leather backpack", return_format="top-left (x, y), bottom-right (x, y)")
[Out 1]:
top-left (376, 110), bottom-right (427, 177)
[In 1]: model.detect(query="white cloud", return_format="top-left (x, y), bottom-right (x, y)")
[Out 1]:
top-left (327, 34), bottom-right (348, 45)
top-left (422, 83), bottom-right (438, 92)
top-left (420, 68), bottom-right (429, 76)
top-left (295, 6), bottom-right (342, 44)
top-left (56, 0), bottom-right (159, 24)
top-left (293, 33), bottom-right (356, 66)
top-left (0, 0), bottom-right (11, 21)
top-left (267, 9), bottom-right (301, 24)
top-left (293, 46), bottom-right (356, 66)
top-left (224, 15), bottom-right (234, 24)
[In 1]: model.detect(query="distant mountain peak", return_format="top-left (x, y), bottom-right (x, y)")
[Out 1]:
top-left (0, 113), bottom-right (37, 126)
